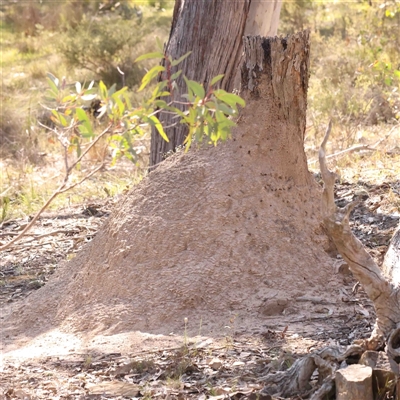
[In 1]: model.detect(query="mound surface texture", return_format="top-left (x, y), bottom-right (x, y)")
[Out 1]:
top-left (5, 129), bottom-right (342, 338)
top-left (4, 33), bottom-right (345, 339)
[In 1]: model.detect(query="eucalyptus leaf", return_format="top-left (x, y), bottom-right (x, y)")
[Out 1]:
top-left (138, 66), bottom-right (165, 92)
top-left (149, 115), bottom-right (169, 142)
top-left (135, 52), bottom-right (165, 62)
top-left (184, 77), bottom-right (205, 99)
top-left (210, 74), bottom-right (224, 86)
top-left (171, 51), bottom-right (192, 67)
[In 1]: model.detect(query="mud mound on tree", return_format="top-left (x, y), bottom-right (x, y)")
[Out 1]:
top-left (6, 137), bottom-right (340, 338)
top-left (4, 34), bottom-right (345, 338)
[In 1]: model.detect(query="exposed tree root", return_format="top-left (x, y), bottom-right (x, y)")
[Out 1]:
top-left (260, 344), bottom-right (363, 398)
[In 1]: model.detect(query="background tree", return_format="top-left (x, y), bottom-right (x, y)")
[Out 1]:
top-left (149, 0), bottom-right (282, 166)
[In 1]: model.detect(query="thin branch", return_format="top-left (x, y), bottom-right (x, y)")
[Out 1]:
top-left (59, 163), bottom-right (105, 193)
top-left (5, 229), bottom-right (81, 244)
top-left (0, 124), bottom-right (112, 252)
top-left (68, 124), bottom-right (112, 172)
top-left (309, 122), bottom-right (399, 165)
top-left (0, 187), bottom-right (12, 197)
top-left (162, 122), bottom-right (179, 129)
top-left (14, 235), bottom-right (90, 249)
top-left (0, 182), bottom-right (68, 252)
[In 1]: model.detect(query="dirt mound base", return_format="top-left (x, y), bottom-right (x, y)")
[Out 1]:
top-left (2, 33), bottom-right (348, 340)
top-left (4, 133), bottom-right (343, 338)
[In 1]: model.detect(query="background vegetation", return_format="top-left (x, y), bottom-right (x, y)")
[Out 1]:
top-left (1, 0), bottom-right (399, 222)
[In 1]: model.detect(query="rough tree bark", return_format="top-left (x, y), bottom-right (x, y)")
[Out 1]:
top-left (150, 0), bottom-right (282, 166)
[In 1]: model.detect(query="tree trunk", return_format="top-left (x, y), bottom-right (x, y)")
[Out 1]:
top-left (149, 0), bottom-right (282, 167)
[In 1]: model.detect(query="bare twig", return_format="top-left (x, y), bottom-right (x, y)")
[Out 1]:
top-left (59, 163), bottom-right (105, 194)
top-left (0, 187), bottom-right (12, 197)
top-left (309, 122), bottom-right (399, 164)
top-left (14, 234), bottom-right (91, 248)
top-left (67, 124), bottom-right (112, 173)
top-left (0, 124), bottom-right (113, 252)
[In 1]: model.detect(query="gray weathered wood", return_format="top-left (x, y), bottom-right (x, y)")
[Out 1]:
top-left (319, 123), bottom-right (400, 346)
top-left (335, 365), bottom-right (373, 400)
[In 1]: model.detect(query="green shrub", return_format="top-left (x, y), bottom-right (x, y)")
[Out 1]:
top-left (3, 0), bottom-right (100, 35)
top-left (58, 13), bottom-right (153, 88)
top-left (56, 3), bottom-right (173, 88)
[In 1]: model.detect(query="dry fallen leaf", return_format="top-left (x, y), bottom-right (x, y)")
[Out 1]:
top-left (86, 381), bottom-right (140, 396)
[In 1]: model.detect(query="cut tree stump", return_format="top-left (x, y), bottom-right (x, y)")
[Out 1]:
top-left (335, 364), bottom-right (373, 400)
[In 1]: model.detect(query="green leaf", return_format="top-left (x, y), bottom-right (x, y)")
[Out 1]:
top-left (151, 81), bottom-right (168, 99)
top-left (171, 51), bottom-right (192, 67)
top-left (210, 74), bottom-right (224, 86)
top-left (205, 113), bottom-right (218, 135)
top-left (114, 96), bottom-right (125, 116)
top-left (46, 77), bottom-right (59, 97)
top-left (112, 86), bottom-right (128, 98)
top-left (154, 99), bottom-right (169, 109)
top-left (51, 110), bottom-right (68, 127)
top-left (149, 115), bottom-right (169, 142)
top-left (47, 72), bottom-right (59, 87)
top-left (171, 108), bottom-right (187, 118)
top-left (195, 117), bottom-right (204, 142)
top-left (215, 91), bottom-right (246, 107)
top-left (123, 93), bottom-right (132, 110)
top-left (62, 94), bottom-right (76, 103)
top-left (184, 77), bottom-right (205, 99)
top-left (171, 70), bottom-right (182, 80)
top-left (135, 52), bottom-right (165, 63)
top-left (99, 81), bottom-right (108, 100)
top-left (138, 65), bottom-right (165, 92)
top-left (205, 101), bottom-right (217, 110)
top-left (151, 82), bottom-right (170, 99)
top-left (217, 103), bottom-right (236, 116)
top-left (75, 108), bottom-right (94, 137)
top-left (384, 77), bottom-right (392, 86)
top-left (78, 125), bottom-right (94, 138)
top-left (108, 83), bottom-right (117, 97)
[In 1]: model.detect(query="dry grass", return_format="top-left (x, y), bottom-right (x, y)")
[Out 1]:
top-left (0, 156), bottom-right (146, 222)
top-left (306, 123), bottom-right (400, 185)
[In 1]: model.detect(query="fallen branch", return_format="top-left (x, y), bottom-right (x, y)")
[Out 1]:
top-left (260, 344), bottom-right (364, 398)
top-left (12, 234), bottom-right (93, 250)
top-left (0, 228), bottom-right (81, 239)
top-left (319, 121), bottom-right (400, 342)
